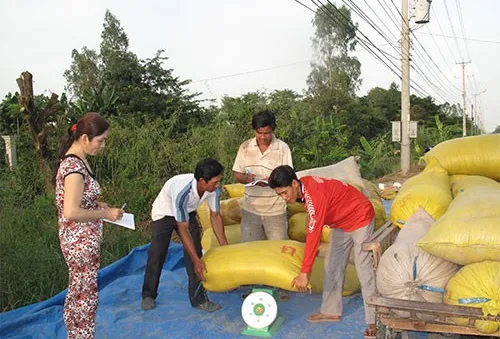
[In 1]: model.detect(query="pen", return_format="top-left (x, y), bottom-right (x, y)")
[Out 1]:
top-left (121, 203), bottom-right (127, 210)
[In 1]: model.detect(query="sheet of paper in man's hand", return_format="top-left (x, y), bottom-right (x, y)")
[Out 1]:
top-left (104, 212), bottom-right (135, 230)
top-left (244, 179), bottom-right (268, 187)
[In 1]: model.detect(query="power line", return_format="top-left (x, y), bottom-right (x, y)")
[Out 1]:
top-left (320, 0), bottom-right (432, 97)
top-left (292, 0), bottom-right (434, 98)
top-left (443, 0), bottom-right (464, 60)
top-left (379, 0), bottom-right (402, 33)
top-left (344, 0), bottom-right (406, 59)
top-left (192, 61), bottom-right (309, 83)
top-left (455, 0), bottom-right (471, 60)
top-left (416, 31), bottom-right (500, 45)
top-left (386, 0), bottom-right (462, 97)
top-left (424, 25), bottom-right (455, 75)
top-left (431, 6), bottom-right (457, 63)
top-left (192, 41), bottom-right (395, 84)
top-left (311, 0), bottom-right (402, 78)
top-left (291, 0), bottom-right (316, 13)
top-left (361, 0), bottom-right (399, 42)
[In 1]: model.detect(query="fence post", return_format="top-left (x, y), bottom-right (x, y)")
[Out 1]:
top-left (2, 135), bottom-right (17, 168)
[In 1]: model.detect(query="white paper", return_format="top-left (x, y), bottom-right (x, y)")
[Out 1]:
top-left (104, 212), bottom-right (135, 230)
top-left (244, 179), bottom-right (268, 187)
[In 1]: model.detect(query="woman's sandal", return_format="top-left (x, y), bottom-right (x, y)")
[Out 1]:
top-left (363, 324), bottom-right (377, 338)
top-left (306, 313), bottom-right (341, 323)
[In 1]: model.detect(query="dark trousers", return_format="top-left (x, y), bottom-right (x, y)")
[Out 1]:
top-left (142, 212), bottom-right (207, 306)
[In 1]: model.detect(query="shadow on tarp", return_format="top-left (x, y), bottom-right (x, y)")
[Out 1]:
top-left (1, 243), bottom-right (370, 339)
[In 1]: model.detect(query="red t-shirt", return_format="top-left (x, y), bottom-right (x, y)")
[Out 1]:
top-left (300, 176), bottom-right (374, 273)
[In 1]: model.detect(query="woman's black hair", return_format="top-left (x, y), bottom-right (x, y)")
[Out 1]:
top-left (56, 112), bottom-right (110, 163)
top-left (194, 158), bottom-right (224, 182)
top-left (268, 165), bottom-right (297, 188)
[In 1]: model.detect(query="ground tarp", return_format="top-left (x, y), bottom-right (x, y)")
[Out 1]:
top-left (1, 201), bottom-right (394, 338)
top-left (0, 242), bottom-right (372, 339)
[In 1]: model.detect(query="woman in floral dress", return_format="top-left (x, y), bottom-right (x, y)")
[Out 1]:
top-left (55, 112), bottom-right (124, 339)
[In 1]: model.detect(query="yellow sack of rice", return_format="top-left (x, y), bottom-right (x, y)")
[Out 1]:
top-left (201, 224), bottom-right (241, 251)
top-left (444, 261), bottom-right (500, 334)
top-left (288, 212), bottom-right (330, 243)
top-left (223, 183), bottom-right (245, 198)
top-left (417, 187), bottom-right (500, 265)
top-left (202, 240), bottom-right (305, 292)
top-left (363, 179), bottom-right (380, 199)
top-left (390, 159), bottom-right (452, 228)
top-left (203, 240), bottom-right (360, 295)
top-left (450, 174), bottom-right (500, 198)
top-left (287, 202), bottom-right (306, 217)
top-left (370, 198), bottom-right (387, 230)
top-left (423, 134), bottom-right (500, 180)
top-left (310, 256), bottom-right (360, 296)
top-left (196, 198), bottom-right (243, 231)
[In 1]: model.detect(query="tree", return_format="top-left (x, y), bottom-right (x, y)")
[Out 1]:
top-left (64, 10), bottom-right (205, 128)
top-left (16, 71), bottom-right (62, 192)
top-left (307, 3), bottom-right (361, 100)
top-left (0, 93), bottom-right (21, 135)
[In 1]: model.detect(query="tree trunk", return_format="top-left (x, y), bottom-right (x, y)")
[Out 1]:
top-left (17, 71), bottom-right (62, 194)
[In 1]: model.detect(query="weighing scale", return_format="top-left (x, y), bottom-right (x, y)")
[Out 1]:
top-left (241, 288), bottom-right (284, 337)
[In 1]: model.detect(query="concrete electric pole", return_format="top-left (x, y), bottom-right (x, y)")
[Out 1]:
top-left (456, 61), bottom-right (471, 137)
top-left (473, 89), bottom-right (487, 135)
top-left (400, 0), bottom-right (411, 175)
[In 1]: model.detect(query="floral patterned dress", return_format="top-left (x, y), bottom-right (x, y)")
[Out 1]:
top-left (55, 154), bottom-right (103, 339)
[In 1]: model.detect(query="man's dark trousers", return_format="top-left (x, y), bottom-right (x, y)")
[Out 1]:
top-left (142, 212), bottom-right (207, 306)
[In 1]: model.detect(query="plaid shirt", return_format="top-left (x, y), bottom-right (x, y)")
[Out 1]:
top-left (232, 135), bottom-right (293, 216)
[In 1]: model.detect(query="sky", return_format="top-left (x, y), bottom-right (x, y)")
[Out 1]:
top-left (1, 0), bottom-right (498, 132)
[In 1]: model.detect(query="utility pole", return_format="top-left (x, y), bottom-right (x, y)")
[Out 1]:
top-left (473, 89), bottom-right (487, 135)
top-left (470, 104), bottom-right (474, 135)
top-left (400, 0), bottom-right (411, 175)
top-left (456, 61), bottom-right (471, 137)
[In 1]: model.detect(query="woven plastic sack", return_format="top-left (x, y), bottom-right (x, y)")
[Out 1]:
top-left (423, 134), bottom-right (500, 180)
top-left (203, 240), bottom-right (360, 295)
top-left (288, 212), bottom-right (330, 243)
top-left (287, 202), bottom-right (306, 218)
top-left (363, 179), bottom-right (380, 199)
top-left (196, 198), bottom-right (243, 231)
top-left (296, 156), bottom-right (365, 191)
top-left (203, 240), bottom-right (305, 292)
top-left (417, 187), bottom-right (500, 265)
top-left (310, 256), bottom-right (360, 296)
top-left (450, 174), bottom-right (500, 198)
top-left (395, 207), bottom-right (434, 244)
top-left (444, 261), bottom-right (500, 334)
top-left (201, 224), bottom-right (241, 251)
top-left (377, 207), bottom-right (459, 320)
top-left (223, 183), bottom-right (245, 198)
top-left (390, 160), bottom-right (452, 228)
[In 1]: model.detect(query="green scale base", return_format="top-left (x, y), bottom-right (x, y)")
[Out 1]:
top-left (241, 316), bottom-right (284, 337)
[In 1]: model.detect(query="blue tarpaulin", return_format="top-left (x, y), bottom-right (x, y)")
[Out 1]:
top-left (0, 243), bottom-right (370, 339)
top-left (0, 200), bottom-right (395, 339)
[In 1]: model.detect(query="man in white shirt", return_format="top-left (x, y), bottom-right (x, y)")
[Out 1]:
top-left (232, 111), bottom-right (293, 300)
top-left (141, 159), bottom-right (228, 312)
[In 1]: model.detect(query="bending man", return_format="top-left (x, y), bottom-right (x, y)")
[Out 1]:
top-left (268, 165), bottom-right (376, 338)
top-left (141, 158), bottom-right (228, 312)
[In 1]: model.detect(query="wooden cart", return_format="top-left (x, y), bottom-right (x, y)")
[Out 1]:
top-left (363, 221), bottom-right (500, 338)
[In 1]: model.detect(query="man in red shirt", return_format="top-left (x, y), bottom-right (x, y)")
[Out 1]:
top-left (268, 165), bottom-right (376, 338)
